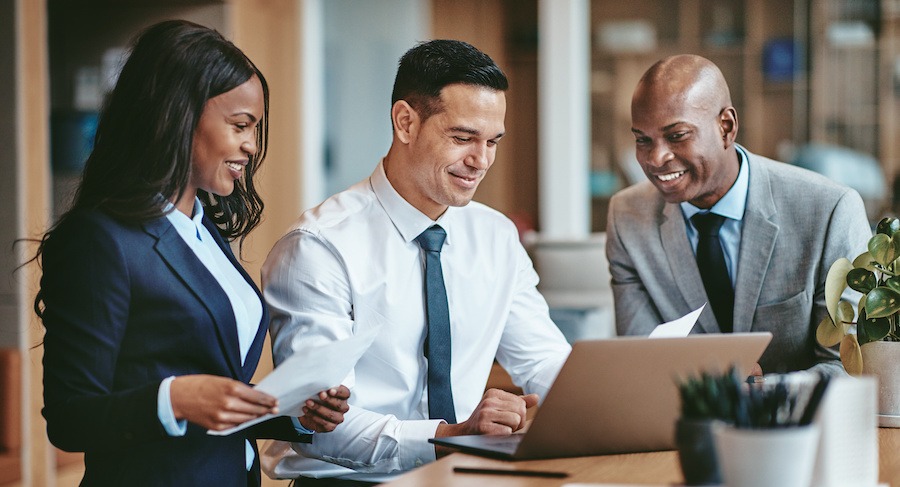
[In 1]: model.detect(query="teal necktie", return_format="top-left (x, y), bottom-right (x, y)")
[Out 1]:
top-left (415, 225), bottom-right (456, 423)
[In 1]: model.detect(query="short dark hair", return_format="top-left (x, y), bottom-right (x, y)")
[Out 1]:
top-left (67, 19), bottom-right (269, 241)
top-left (391, 39), bottom-right (508, 122)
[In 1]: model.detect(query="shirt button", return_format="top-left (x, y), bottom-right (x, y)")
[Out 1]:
top-left (415, 459), bottom-right (424, 467)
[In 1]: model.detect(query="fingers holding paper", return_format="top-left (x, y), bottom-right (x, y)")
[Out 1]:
top-left (298, 385), bottom-right (351, 433)
top-left (171, 374), bottom-right (279, 431)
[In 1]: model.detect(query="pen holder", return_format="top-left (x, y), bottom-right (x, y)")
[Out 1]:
top-left (675, 418), bottom-right (722, 485)
top-left (713, 423), bottom-right (820, 487)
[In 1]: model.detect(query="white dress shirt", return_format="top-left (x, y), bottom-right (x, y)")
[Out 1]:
top-left (260, 161), bottom-right (571, 483)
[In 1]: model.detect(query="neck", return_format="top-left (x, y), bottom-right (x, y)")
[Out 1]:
top-left (172, 190), bottom-right (197, 217)
top-left (382, 149), bottom-right (448, 221)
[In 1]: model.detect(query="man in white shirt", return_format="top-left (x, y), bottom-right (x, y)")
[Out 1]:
top-left (260, 40), bottom-right (571, 485)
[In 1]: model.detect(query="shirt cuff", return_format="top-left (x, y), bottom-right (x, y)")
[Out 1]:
top-left (157, 376), bottom-right (188, 436)
top-left (290, 416), bottom-right (316, 435)
top-left (397, 419), bottom-right (443, 469)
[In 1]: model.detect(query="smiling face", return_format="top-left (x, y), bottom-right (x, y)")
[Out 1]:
top-left (175, 74), bottom-right (264, 216)
top-left (388, 83), bottom-right (506, 220)
top-left (630, 57), bottom-right (739, 209)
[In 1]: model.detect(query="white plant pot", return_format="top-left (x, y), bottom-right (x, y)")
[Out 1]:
top-left (713, 424), bottom-right (820, 487)
top-left (861, 340), bottom-right (900, 421)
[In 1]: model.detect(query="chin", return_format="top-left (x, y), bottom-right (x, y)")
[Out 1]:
top-left (448, 194), bottom-right (477, 207)
top-left (664, 194), bottom-right (686, 203)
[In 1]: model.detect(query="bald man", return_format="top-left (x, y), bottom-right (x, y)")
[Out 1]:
top-left (606, 54), bottom-right (870, 375)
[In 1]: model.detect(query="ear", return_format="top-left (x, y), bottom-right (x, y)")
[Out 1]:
top-left (719, 107), bottom-right (739, 148)
top-left (391, 100), bottom-right (419, 145)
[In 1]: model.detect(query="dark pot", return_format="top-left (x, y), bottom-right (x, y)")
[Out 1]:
top-left (675, 418), bottom-right (722, 485)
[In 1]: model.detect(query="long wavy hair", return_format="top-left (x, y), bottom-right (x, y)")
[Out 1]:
top-left (31, 20), bottom-right (269, 318)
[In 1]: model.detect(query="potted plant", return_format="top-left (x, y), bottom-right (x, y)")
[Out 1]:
top-left (817, 217), bottom-right (900, 419)
top-left (675, 370), bottom-right (739, 485)
top-left (677, 369), bottom-right (828, 487)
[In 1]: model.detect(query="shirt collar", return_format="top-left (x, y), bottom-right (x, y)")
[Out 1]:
top-left (163, 198), bottom-right (205, 241)
top-left (680, 145), bottom-right (749, 221)
top-left (370, 159), bottom-right (457, 245)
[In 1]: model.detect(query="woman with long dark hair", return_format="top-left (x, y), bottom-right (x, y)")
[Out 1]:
top-left (34, 20), bottom-right (348, 486)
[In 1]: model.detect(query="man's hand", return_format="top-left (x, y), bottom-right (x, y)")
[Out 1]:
top-left (746, 363), bottom-right (765, 383)
top-left (170, 374), bottom-right (278, 431)
top-left (433, 388), bottom-right (539, 456)
top-left (298, 385), bottom-right (351, 433)
top-left (749, 363), bottom-right (763, 376)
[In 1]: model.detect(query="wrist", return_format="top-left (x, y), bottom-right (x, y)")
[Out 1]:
top-left (434, 421), bottom-right (453, 438)
top-left (169, 376), bottom-right (183, 419)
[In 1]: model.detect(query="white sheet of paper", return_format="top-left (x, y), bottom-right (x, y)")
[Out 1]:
top-left (648, 303), bottom-right (705, 338)
top-left (208, 326), bottom-right (379, 436)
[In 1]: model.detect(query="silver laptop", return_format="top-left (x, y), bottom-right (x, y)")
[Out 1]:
top-left (429, 332), bottom-right (772, 460)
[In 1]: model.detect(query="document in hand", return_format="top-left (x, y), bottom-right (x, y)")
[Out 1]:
top-left (648, 303), bottom-right (705, 338)
top-left (208, 326), bottom-right (379, 436)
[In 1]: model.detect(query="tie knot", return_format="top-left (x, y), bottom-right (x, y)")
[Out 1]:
top-left (691, 213), bottom-right (727, 236)
top-left (416, 225), bottom-right (446, 252)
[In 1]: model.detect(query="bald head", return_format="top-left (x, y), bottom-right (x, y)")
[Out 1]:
top-left (629, 54), bottom-right (741, 209)
top-left (634, 54), bottom-right (732, 119)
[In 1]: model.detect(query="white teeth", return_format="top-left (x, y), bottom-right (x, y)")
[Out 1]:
top-left (657, 171), bottom-right (684, 182)
top-left (226, 162), bottom-right (243, 172)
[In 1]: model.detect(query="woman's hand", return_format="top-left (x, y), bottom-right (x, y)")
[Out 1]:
top-left (170, 374), bottom-right (278, 431)
top-left (297, 385), bottom-right (351, 433)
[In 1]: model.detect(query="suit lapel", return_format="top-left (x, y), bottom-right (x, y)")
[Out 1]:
top-left (660, 203), bottom-right (718, 333)
top-left (143, 217), bottom-right (243, 378)
top-left (200, 217), bottom-right (269, 382)
top-left (733, 154), bottom-right (778, 333)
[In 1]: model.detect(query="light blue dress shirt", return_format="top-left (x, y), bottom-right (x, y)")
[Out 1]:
top-left (680, 146), bottom-right (751, 287)
top-left (156, 198), bottom-right (263, 471)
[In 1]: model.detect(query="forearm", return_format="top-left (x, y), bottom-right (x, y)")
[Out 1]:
top-left (44, 380), bottom-right (163, 452)
top-left (246, 416), bottom-right (313, 443)
top-left (806, 360), bottom-right (847, 378)
top-left (607, 225), bottom-right (662, 335)
top-left (292, 406), bottom-right (442, 473)
top-left (804, 189), bottom-right (869, 378)
top-left (494, 249), bottom-right (571, 399)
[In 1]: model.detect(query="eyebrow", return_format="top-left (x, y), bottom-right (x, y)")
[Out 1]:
top-left (448, 126), bottom-right (505, 139)
top-left (631, 121), bottom-right (688, 135)
top-left (232, 111), bottom-right (259, 123)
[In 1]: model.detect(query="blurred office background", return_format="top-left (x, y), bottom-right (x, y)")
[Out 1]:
top-left (1, 0), bottom-right (898, 485)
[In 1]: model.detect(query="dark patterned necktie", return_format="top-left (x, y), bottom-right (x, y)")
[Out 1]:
top-left (415, 225), bottom-right (456, 423)
top-left (691, 213), bottom-right (734, 333)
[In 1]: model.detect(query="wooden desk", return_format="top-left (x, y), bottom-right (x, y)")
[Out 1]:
top-left (384, 428), bottom-right (900, 486)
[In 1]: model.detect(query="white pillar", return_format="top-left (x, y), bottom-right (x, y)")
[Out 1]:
top-left (538, 0), bottom-right (591, 238)
top-left (301, 0), bottom-right (326, 209)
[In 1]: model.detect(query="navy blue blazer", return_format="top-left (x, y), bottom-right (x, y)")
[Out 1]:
top-left (41, 209), bottom-right (307, 487)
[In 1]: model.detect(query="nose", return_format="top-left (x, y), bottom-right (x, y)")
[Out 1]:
top-left (645, 141), bottom-right (673, 168)
top-left (465, 142), bottom-right (491, 171)
top-left (241, 134), bottom-right (258, 157)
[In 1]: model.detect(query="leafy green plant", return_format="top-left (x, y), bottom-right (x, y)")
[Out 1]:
top-left (817, 217), bottom-right (900, 375)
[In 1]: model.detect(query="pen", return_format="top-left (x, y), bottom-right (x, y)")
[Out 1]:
top-left (798, 374), bottom-right (830, 426)
top-left (453, 466), bottom-right (569, 478)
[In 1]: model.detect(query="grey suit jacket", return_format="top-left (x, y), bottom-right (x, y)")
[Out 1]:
top-left (606, 149), bottom-right (871, 374)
